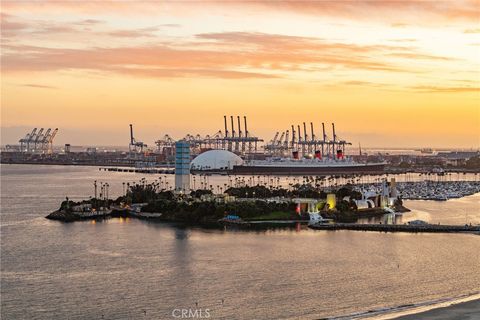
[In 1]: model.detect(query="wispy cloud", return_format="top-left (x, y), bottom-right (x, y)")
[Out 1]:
top-left (386, 52), bottom-right (455, 61)
top-left (33, 23), bottom-right (78, 34)
top-left (107, 26), bottom-right (159, 38)
top-left (411, 85), bottom-right (480, 93)
top-left (1, 13), bottom-right (177, 40)
top-left (160, 23), bottom-right (181, 28)
top-left (195, 32), bottom-right (414, 72)
top-left (249, 0), bottom-right (480, 23)
top-left (110, 67), bottom-right (278, 79)
top-left (1, 12), bottom-right (29, 36)
top-left (196, 31), bottom-right (410, 53)
top-left (391, 23), bottom-right (408, 28)
top-left (464, 28), bottom-right (480, 33)
top-left (341, 81), bottom-right (387, 87)
top-left (1, 14), bottom-right (78, 36)
top-left (3, 1), bottom-right (479, 25)
top-left (389, 39), bottom-right (417, 43)
top-left (2, 43), bottom-right (282, 79)
top-left (19, 83), bottom-right (58, 89)
top-left (76, 19), bottom-right (103, 25)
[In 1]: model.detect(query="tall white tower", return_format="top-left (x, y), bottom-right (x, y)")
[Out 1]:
top-left (175, 140), bottom-right (190, 192)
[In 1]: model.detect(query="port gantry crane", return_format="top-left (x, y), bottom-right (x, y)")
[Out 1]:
top-left (183, 133), bottom-right (208, 155)
top-left (129, 124), bottom-right (147, 154)
top-left (17, 127), bottom-right (59, 154)
top-left (203, 130), bottom-right (223, 150)
top-left (264, 131), bottom-right (279, 155)
top-left (155, 134), bottom-right (175, 153)
top-left (154, 116), bottom-right (263, 157)
top-left (154, 131), bottom-right (223, 156)
top-left (284, 130), bottom-right (289, 153)
top-left (322, 122), bottom-right (329, 157)
top-left (19, 128), bottom-right (36, 152)
top-left (221, 115), bottom-right (263, 155)
top-left (45, 128), bottom-right (58, 154)
top-left (34, 128), bottom-right (47, 153)
top-left (331, 123), bottom-right (351, 159)
top-left (265, 131), bottom-right (294, 157)
top-left (266, 122), bottom-right (352, 159)
top-left (275, 132), bottom-right (284, 151)
top-left (26, 128), bottom-right (38, 153)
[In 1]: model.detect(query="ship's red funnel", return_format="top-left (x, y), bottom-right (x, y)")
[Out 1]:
top-left (337, 150), bottom-right (344, 159)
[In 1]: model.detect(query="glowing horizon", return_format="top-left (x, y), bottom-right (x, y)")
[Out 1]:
top-left (1, 1), bottom-right (479, 148)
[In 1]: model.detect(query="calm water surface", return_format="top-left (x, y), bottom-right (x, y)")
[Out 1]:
top-left (1, 165), bottom-right (479, 319)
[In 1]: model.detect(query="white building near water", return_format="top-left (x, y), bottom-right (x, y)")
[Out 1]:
top-left (354, 178), bottom-right (399, 209)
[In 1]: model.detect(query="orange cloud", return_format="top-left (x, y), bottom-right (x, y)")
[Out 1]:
top-left (109, 67), bottom-right (278, 79)
top-left (246, 0), bottom-right (480, 23)
top-left (3, 1), bottom-right (479, 25)
top-left (3, 32), bottom-right (422, 79)
top-left (1, 13), bottom-right (178, 40)
top-left (1, 13), bottom-right (82, 36)
top-left (1, 13), bottom-right (30, 37)
top-left (196, 32), bottom-right (410, 53)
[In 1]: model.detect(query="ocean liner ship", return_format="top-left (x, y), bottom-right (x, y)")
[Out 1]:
top-left (232, 156), bottom-right (385, 175)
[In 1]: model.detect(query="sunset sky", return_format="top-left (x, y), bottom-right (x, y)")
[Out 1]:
top-left (1, 1), bottom-right (479, 148)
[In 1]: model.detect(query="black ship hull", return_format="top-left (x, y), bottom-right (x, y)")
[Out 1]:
top-left (231, 163), bottom-right (385, 176)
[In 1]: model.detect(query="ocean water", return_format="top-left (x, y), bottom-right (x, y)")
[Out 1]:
top-left (1, 165), bottom-right (479, 319)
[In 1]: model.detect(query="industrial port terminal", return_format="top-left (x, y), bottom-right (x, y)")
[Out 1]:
top-left (1, 116), bottom-right (479, 175)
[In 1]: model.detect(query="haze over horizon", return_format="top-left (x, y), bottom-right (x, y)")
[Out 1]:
top-left (1, 1), bottom-right (479, 148)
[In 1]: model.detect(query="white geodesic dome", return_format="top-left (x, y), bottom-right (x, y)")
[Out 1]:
top-left (191, 150), bottom-right (243, 170)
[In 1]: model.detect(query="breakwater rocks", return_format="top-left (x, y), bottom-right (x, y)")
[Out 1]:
top-left (46, 208), bottom-right (162, 222)
top-left (46, 210), bottom-right (85, 222)
top-left (309, 223), bottom-right (480, 234)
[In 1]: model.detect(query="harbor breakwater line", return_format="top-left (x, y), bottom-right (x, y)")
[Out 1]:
top-left (309, 223), bottom-right (480, 234)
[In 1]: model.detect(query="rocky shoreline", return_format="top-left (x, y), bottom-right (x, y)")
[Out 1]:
top-left (46, 208), bottom-right (163, 222)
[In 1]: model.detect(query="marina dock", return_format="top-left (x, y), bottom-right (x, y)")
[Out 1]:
top-left (309, 223), bottom-right (480, 234)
